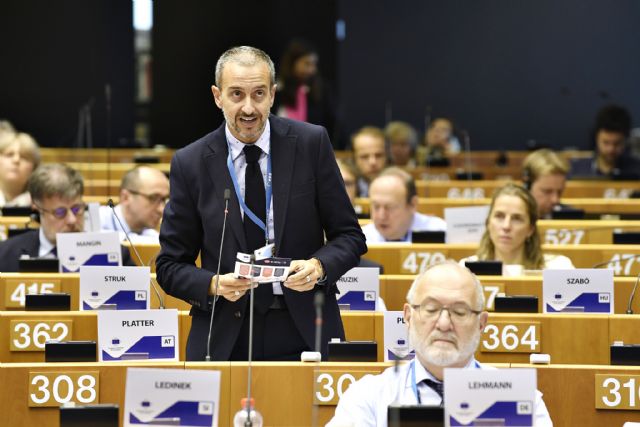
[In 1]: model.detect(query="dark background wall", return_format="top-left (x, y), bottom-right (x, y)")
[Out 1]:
top-left (0, 1), bottom-right (134, 148)
top-left (338, 0), bottom-right (640, 150)
top-left (151, 0), bottom-right (338, 148)
top-left (2, 1), bottom-right (639, 151)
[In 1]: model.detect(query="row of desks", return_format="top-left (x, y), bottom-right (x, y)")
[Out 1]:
top-left (1, 361), bottom-right (640, 426)
top-left (0, 310), bottom-right (638, 366)
top-left (4, 273), bottom-right (640, 314)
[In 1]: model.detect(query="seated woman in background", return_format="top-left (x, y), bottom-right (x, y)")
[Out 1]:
top-left (462, 183), bottom-right (574, 273)
top-left (522, 148), bottom-right (570, 219)
top-left (0, 131), bottom-right (41, 208)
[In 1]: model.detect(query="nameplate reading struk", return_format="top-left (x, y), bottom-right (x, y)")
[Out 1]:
top-left (57, 231), bottom-right (121, 273)
top-left (124, 367), bottom-right (220, 427)
top-left (543, 268), bottom-right (613, 314)
top-left (97, 309), bottom-right (179, 361)
top-left (80, 266), bottom-right (150, 310)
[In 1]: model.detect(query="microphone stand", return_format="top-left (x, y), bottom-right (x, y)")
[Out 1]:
top-left (244, 254), bottom-right (257, 426)
top-left (311, 291), bottom-right (325, 427)
top-left (205, 189), bottom-right (231, 361)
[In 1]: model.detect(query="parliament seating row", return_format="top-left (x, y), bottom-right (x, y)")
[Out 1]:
top-left (363, 243), bottom-right (640, 275)
top-left (39, 148), bottom-right (175, 164)
top-left (1, 360), bottom-right (638, 426)
top-left (417, 179), bottom-right (640, 199)
top-left (355, 197), bottom-right (640, 218)
top-left (0, 310), bottom-right (637, 366)
top-left (4, 273), bottom-right (640, 314)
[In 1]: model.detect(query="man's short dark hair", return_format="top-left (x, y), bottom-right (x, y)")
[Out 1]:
top-left (374, 167), bottom-right (417, 204)
top-left (594, 105), bottom-right (632, 138)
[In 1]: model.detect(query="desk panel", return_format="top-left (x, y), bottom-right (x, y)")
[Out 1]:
top-left (0, 273), bottom-right (191, 311)
top-left (0, 311), bottom-right (192, 362)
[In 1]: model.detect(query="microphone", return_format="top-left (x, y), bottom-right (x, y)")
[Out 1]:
top-left (311, 290), bottom-right (325, 427)
top-left (105, 84), bottom-right (112, 199)
top-left (461, 129), bottom-right (473, 182)
top-left (243, 253), bottom-right (257, 425)
top-left (627, 273), bottom-right (640, 314)
top-left (107, 198), bottom-right (165, 309)
top-left (314, 291), bottom-right (325, 354)
top-left (205, 189), bottom-right (232, 361)
top-left (591, 254), bottom-right (640, 269)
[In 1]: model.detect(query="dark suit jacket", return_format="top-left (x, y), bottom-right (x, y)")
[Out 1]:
top-left (156, 116), bottom-right (367, 361)
top-left (0, 229), bottom-right (135, 272)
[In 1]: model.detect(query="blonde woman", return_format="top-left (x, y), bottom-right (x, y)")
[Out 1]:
top-left (0, 132), bottom-right (41, 208)
top-left (462, 183), bottom-right (574, 272)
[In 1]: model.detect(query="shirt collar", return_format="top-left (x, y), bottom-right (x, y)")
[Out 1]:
top-left (410, 356), bottom-right (479, 388)
top-left (38, 227), bottom-right (56, 258)
top-left (225, 120), bottom-right (271, 161)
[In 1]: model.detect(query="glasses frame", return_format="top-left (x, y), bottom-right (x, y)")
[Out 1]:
top-left (126, 189), bottom-right (169, 205)
top-left (410, 302), bottom-right (482, 323)
top-left (35, 202), bottom-right (86, 219)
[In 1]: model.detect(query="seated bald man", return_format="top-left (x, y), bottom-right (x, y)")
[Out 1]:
top-left (100, 166), bottom-right (169, 242)
top-left (327, 261), bottom-right (553, 427)
top-left (362, 167), bottom-right (446, 243)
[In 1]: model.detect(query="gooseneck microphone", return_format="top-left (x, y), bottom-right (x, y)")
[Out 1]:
top-left (627, 273), bottom-right (640, 314)
top-left (107, 198), bottom-right (165, 309)
top-left (311, 290), bottom-right (325, 427)
top-left (205, 189), bottom-right (232, 362)
top-left (591, 254), bottom-right (640, 269)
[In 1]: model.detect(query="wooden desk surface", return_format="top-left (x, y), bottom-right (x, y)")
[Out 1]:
top-left (417, 180), bottom-right (640, 199)
top-left (379, 274), bottom-right (640, 314)
top-left (356, 197), bottom-right (640, 217)
top-left (365, 243), bottom-right (640, 275)
top-left (2, 361), bottom-right (640, 426)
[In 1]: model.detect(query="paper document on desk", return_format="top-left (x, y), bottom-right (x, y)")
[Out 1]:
top-left (124, 367), bottom-right (220, 427)
top-left (233, 250), bottom-right (291, 283)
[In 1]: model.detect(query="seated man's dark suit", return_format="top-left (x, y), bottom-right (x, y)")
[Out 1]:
top-left (0, 229), bottom-right (136, 272)
top-left (156, 115), bottom-right (367, 361)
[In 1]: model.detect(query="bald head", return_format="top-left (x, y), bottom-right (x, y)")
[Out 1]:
top-left (406, 262), bottom-right (484, 311)
top-left (120, 166), bottom-right (169, 232)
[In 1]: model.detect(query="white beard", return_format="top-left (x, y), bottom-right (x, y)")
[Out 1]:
top-left (410, 325), bottom-right (481, 367)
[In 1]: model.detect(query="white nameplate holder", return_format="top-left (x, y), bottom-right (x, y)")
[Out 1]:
top-left (97, 309), bottom-right (179, 361)
top-left (543, 268), bottom-right (614, 313)
top-left (80, 266), bottom-right (150, 310)
top-left (444, 205), bottom-right (490, 244)
top-left (57, 231), bottom-right (122, 273)
top-left (85, 202), bottom-right (102, 232)
top-left (124, 367), bottom-right (220, 427)
top-left (444, 368), bottom-right (536, 427)
top-left (383, 311), bottom-right (414, 362)
top-left (336, 267), bottom-right (379, 311)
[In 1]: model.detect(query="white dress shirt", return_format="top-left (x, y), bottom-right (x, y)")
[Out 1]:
top-left (38, 227), bottom-right (56, 258)
top-left (99, 204), bottom-right (159, 243)
top-left (225, 123), bottom-right (282, 294)
top-left (362, 212), bottom-right (447, 243)
top-left (327, 358), bottom-right (553, 427)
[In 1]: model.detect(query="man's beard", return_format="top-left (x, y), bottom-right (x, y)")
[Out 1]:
top-left (410, 325), bottom-right (481, 367)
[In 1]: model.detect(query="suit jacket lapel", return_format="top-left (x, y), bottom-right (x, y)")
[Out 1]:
top-left (204, 125), bottom-right (247, 252)
top-left (270, 116), bottom-right (296, 255)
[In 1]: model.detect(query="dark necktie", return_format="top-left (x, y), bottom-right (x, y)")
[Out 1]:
top-left (243, 144), bottom-right (272, 312)
top-left (422, 379), bottom-right (444, 405)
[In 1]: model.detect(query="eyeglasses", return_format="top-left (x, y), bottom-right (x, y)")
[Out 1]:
top-left (36, 203), bottom-right (86, 219)
top-left (126, 189), bottom-right (169, 205)
top-left (410, 302), bottom-right (481, 323)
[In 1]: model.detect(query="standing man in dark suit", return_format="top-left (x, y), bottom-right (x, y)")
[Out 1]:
top-left (156, 46), bottom-right (366, 361)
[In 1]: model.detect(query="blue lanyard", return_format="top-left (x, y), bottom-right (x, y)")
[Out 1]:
top-left (410, 359), bottom-right (481, 404)
top-left (226, 146), bottom-right (272, 242)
